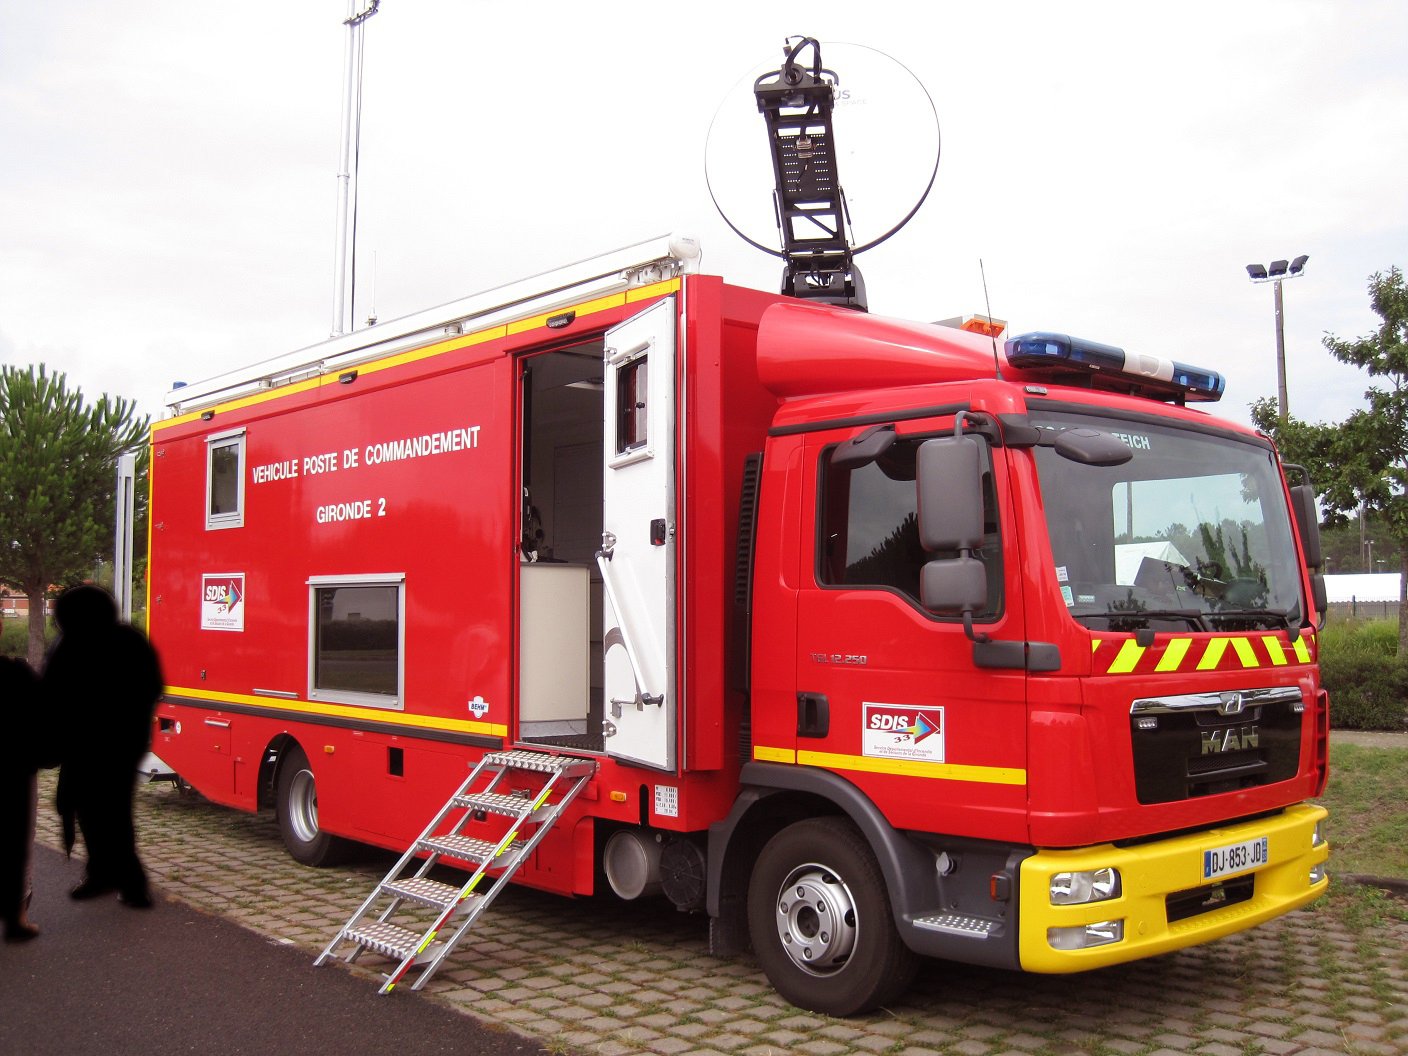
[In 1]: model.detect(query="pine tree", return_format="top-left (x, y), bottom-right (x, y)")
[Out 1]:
top-left (0, 365), bottom-right (148, 665)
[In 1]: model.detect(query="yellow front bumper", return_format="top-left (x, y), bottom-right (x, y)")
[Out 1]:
top-left (1019, 804), bottom-right (1328, 973)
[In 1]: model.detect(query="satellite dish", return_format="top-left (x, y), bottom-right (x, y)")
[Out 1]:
top-left (705, 39), bottom-right (941, 263)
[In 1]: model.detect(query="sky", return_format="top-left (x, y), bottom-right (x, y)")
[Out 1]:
top-left (2, 1), bottom-right (1406, 431)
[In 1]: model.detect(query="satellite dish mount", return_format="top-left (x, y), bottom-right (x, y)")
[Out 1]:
top-left (753, 37), bottom-right (866, 310)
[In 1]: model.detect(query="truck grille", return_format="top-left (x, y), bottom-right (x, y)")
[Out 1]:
top-left (1129, 686), bottom-right (1303, 804)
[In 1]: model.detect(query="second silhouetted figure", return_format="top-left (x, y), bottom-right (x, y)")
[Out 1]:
top-left (43, 585), bottom-right (163, 907)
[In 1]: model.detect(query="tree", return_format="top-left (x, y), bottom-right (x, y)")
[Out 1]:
top-left (0, 365), bottom-right (148, 666)
top-left (1252, 266), bottom-right (1408, 651)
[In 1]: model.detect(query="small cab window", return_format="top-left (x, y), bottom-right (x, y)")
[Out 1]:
top-left (308, 575), bottom-right (405, 710)
top-left (818, 435), bottom-right (1002, 616)
top-left (206, 429), bottom-right (246, 530)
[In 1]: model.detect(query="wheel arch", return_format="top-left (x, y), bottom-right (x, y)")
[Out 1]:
top-left (707, 762), bottom-right (936, 944)
top-left (258, 732), bottom-right (303, 810)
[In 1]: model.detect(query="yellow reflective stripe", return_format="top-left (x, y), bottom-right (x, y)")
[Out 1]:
top-left (1262, 636), bottom-right (1288, 666)
top-left (796, 749), bottom-right (1026, 786)
top-left (164, 687), bottom-right (508, 738)
top-left (1231, 637), bottom-right (1260, 667)
top-left (416, 931), bottom-right (437, 954)
top-left (532, 788), bottom-right (553, 810)
top-left (626, 278), bottom-right (682, 303)
top-left (754, 745), bottom-right (797, 764)
top-left (1196, 637), bottom-right (1229, 670)
top-left (1292, 636), bottom-right (1312, 662)
top-left (1107, 639), bottom-right (1146, 674)
top-left (1091, 639), bottom-right (1102, 654)
top-left (1155, 637), bottom-right (1192, 672)
top-left (152, 280), bottom-right (681, 432)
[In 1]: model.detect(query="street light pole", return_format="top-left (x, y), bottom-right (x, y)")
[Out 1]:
top-left (1272, 278), bottom-right (1287, 420)
top-left (1246, 255), bottom-right (1309, 420)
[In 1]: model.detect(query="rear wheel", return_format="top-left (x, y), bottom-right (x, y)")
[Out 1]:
top-left (275, 745), bottom-right (351, 866)
top-left (747, 816), bottom-right (919, 1016)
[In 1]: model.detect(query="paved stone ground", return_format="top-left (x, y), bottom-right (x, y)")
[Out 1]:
top-left (32, 772), bottom-right (1408, 1056)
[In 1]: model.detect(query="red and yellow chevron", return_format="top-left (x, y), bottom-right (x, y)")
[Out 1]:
top-left (1091, 633), bottom-right (1314, 675)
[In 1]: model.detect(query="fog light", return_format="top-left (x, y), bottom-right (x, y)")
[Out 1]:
top-left (1312, 821), bottom-right (1326, 848)
top-left (1048, 919), bottom-right (1124, 951)
top-left (1050, 867), bottom-right (1121, 905)
top-left (1310, 864), bottom-right (1327, 885)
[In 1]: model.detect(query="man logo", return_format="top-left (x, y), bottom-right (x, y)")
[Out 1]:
top-left (1217, 691), bottom-right (1245, 717)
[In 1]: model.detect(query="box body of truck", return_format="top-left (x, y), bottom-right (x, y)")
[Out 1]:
top-left (148, 239), bottom-right (1328, 1014)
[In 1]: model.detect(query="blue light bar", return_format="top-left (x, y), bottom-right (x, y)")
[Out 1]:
top-left (1004, 332), bottom-right (1225, 403)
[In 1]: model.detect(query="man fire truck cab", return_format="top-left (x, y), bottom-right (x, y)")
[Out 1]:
top-left (147, 233), bottom-right (1330, 1014)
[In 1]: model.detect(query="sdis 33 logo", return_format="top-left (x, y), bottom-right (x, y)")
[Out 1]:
top-left (861, 703), bottom-right (945, 763)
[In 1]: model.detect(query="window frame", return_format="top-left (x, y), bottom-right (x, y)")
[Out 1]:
top-left (205, 428), bottom-right (246, 530)
top-left (814, 432), bottom-right (1004, 621)
top-left (306, 573), bottom-right (407, 711)
top-left (606, 340), bottom-right (656, 469)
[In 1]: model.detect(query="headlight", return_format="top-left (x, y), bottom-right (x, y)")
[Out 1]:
top-left (1312, 821), bottom-right (1327, 848)
top-left (1050, 867), bottom-right (1121, 905)
top-left (1310, 864), bottom-right (1327, 885)
top-left (1048, 920), bottom-right (1124, 951)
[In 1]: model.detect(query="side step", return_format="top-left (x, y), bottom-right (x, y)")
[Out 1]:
top-left (315, 749), bottom-right (596, 993)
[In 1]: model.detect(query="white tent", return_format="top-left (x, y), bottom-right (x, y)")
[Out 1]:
top-left (1115, 540), bottom-right (1190, 585)
top-left (1323, 573), bottom-right (1401, 604)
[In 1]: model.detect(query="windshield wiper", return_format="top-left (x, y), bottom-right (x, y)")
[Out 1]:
top-left (1079, 609), bottom-right (1211, 632)
top-left (1205, 608), bottom-right (1295, 631)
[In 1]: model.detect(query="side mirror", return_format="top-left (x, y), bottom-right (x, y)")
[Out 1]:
top-left (830, 423), bottom-right (896, 470)
top-left (1289, 481), bottom-right (1323, 570)
top-left (917, 435), bottom-right (984, 551)
top-left (921, 557), bottom-right (988, 614)
top-left (917, 436), bottom-right (989, 620)
top-left (1053, 427), bottom-right (1133, 467)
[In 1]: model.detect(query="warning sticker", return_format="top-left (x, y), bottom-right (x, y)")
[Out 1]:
top-left (861, 703), bottom-right (945, 764)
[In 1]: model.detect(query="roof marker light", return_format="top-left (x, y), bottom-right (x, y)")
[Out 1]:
top-left (1004, 332), bottom-right (1225, 404)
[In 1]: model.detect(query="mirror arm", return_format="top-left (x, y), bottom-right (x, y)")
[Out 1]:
top-left (962, 610), bottom-right (990, 644)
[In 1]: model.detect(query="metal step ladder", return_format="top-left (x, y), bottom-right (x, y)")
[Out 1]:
top-left (315, 749), bottom-right (596, 993)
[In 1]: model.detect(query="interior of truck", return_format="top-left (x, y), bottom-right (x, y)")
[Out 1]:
top-left (516, 340), bottom-right (607, 753)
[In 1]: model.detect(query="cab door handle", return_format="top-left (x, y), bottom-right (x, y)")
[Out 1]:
top-left (797, 693), bottom-right (829, 738)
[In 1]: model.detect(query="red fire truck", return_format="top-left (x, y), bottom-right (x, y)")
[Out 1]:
top-left (148, 234), bottom-right (1329, 1013)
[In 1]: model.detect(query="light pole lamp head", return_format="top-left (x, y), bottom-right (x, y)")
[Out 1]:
top-left (1289, 254), bottom-right (1309, 275)
top-left (1268, 259), bottom-right (1290, 278)
top-left (1246, 263), bottom-right (1268, 280)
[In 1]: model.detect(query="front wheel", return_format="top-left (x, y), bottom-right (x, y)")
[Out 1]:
top-left (747, 816), bottom-right (919, 1016)
top-left (275, 745), bottom-right (351, 866)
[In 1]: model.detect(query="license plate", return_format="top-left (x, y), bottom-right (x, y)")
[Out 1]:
top-left (1202, 836), bottom-right (1269, 881)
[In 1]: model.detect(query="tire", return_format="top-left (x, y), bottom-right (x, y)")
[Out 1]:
top-left (747, 816), bottom-right (919, 1016)
top-left (275, 745), bottom-right (350, 866)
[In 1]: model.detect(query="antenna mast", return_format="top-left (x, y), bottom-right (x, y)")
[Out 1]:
top-left (331, 0), bottom-right (380, 337)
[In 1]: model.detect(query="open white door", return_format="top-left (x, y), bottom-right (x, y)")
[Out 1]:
top-left (598, 297), bottom-right (677, 770)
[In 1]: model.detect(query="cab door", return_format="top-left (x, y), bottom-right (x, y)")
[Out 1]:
top-left (790, 421), bottom-right (1028, 833)
top-left (599, 297), bottom-right (678, 771)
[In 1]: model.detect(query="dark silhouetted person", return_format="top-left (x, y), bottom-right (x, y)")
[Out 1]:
top-left (2, 655), bottom-right (47, 940)
top-left (43, 585), bottom-right (163, 908)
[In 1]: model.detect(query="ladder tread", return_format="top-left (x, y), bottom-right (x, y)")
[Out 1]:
top-left (484, 749), bottom-right (596, 777)
top-left (381, 876), bottom-right (464, 909)
top-left (420, 833), bottom-right (518, 865)
top-left (344, 920), bottom-right (430, 962)
top-left (454, 790), bottom-right (539, 816)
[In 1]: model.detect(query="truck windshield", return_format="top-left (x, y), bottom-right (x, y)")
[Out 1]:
top-left (1030, 412), bottom-right (1304, 633)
